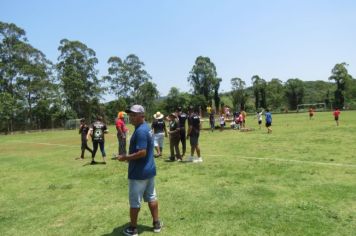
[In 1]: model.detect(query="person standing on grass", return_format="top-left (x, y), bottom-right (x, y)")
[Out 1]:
top-left (333, 108), bottom-right (341, 126)
top-left (87, 115), bottom-right (108, 164)
top-left (309, 107), bottom-right (314, 120)
top-left (116, 111), bottom-right (128, 156)
top-left (187, 107), bottom-right (202, 163)
top-left (168, 113), bottom-right (182, 161)
top-left (265, 109), bottom-right (272, 134)
top-left (241, 109), bottom-right (247, 128)
top-left (78, 118), bottom-right (93, 159)
top-left (151, 111), bottom-right (167, 157)
top-left (219, 113), bottom-right (225, 131)
top-left (176, 106), bottom-right (188, 157)
top-left (209, 110), bottom-right (215, 132)
top-left (256, 110), bottom-right (263, 129)
top-left (117, 105), bottom-right (162, 236)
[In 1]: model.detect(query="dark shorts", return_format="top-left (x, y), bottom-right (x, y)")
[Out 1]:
top-left (258, 120), bottom-right (262, 125)
top-left (190, 133), bottom-right (199, 146)
top-left (266, 122), bottom-right (272, 127)
top-left (334, 116), bottom-right (339, 121)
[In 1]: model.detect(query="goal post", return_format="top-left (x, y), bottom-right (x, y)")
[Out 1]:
top-left (64, 119), bottom-right (81, 130)
top-left (297, 103), bottom-right (326, 112)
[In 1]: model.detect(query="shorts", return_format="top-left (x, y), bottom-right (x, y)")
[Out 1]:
top-left (190, 133), bottom-right (199, 146)
top-left (129, 177), bottom-right (157, 208)
top-left (266, 122), bottom-right (272, 127)
top-left (258, 120), bottom-right (262, 125)
top-left (334, 116), bottom-right (339, 121)
top-left (154, 132), bottom-right (165, 147)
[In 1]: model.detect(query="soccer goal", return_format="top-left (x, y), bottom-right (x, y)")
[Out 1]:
top-left (297, 103), bottom-right (326, 112)
top-left (64, 119), bottom-right (81, 130)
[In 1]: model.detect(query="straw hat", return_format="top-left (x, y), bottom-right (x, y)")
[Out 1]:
top-left (153, 111), bottom-right (164, 119)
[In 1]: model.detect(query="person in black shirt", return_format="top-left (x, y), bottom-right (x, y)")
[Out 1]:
top-left (176, 107), bottom-right (188, 157)
top-left (151, 112), bottom-right (168, 157)
top-left (187, 107), bottom-right (202, 163)
top-left (78, 118), bottom-right (93, 159)
top-left (87, 116), bottom-right (108, 164)
top-left (168, 113), bottom-right (181, 161)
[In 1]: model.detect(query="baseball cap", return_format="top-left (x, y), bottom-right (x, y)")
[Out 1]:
top-left (125, 104), bottom-right (145, 113)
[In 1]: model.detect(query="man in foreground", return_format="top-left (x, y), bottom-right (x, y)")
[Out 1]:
top-left (117, 105), bottom-right (162, 236)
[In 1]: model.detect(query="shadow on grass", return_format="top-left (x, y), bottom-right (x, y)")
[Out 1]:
top-left (82, 161), bottom-right (107, 167)
top-left (102, 223), bottom-right (152, 236)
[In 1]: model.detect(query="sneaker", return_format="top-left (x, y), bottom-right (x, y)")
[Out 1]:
top-left (90, 160), bottom-right (97, 165)
top-left (197, 157), bottom-right (203, 162)
top-left (153, 220), bottom-right (163, 233)
top-left (123, 226), bottom-right (138, 236)
top-left (187, 156), bottom-right (194, 162)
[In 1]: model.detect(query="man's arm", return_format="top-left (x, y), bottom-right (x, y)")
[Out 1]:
top-left (118, 149), bottom-right (146, 161)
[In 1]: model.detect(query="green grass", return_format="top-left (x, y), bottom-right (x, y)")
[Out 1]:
top-left (0, 111), bottom-right (355, 235)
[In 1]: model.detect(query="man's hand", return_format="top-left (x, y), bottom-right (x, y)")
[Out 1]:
top-left (117, 155), bottom-right (127, 162)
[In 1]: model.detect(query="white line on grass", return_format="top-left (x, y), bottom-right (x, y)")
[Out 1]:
top-left (13, 141), bottom-right (78, 148)
top-left (205, 154), bottom-right (356, 168)
top-left (13, 141), bottom-right (112, 149)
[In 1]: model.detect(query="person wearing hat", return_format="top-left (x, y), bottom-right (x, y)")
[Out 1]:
top-left (78, 118), bottom-right (93, 159)
top-left (116, 111), bottom-right (128, 156)
top-left (117, 105), bottom-right (162, 235)
top-left (168, 112), bottom-right (182, 161)
top-left (151, 111), bottom-right (168, 157)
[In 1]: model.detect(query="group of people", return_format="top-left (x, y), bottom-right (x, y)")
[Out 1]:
top-left (78, 116), bottom-right (108, 164)
top-left (77, 104), bottom-right (342, 236)
top-left (151, 106), bottom-right (202, 163)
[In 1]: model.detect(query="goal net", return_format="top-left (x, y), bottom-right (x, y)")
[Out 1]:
top-left (297, 103), bottom-right (326, 112)
top-left (65, 119), bottom-right (81, 130)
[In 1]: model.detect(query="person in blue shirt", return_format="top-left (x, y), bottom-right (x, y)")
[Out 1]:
top-left (265, 109), bottom-right (272, 134)
top-left (117, 105), bottom-right (162, 236)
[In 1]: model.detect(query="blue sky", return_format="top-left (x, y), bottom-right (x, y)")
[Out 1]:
top-left (2, 0), bottom-right (356, 101)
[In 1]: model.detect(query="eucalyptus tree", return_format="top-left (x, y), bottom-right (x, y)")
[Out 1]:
top-left (104, 54), bottom-right (152, 104)
top-left (57, 39), bottom-right (101, 119)
top-left (188, 56), bottom-right (221, 106)
top-left (135, 81), bottom-right (159, 115)
top-left (328, 62), bottom-right (352, 108)
top-left (164, 87), bottom-right (190, 113)
top-left (266, 78), bottom-right (284, 110)
top-left (231, 77), bottom-right (248, 111)
top-left (0, 21), bottom-right (54, 130)
top-left (284, 78), bottom-right (304, 110)
top-left (251, 75), bottom-right (267, 110)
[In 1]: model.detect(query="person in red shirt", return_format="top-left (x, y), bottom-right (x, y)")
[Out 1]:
top-left (116, 111), bottom-right (129, 155)
top-left (309, 107), bottom-right (314, 120)
top-left (333, 108), bottom-right (341, 126)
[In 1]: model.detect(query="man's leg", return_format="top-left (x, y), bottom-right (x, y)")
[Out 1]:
top-left (92, 142), bottom-right (98, 163)
top-left (99, 141), bottom-right (106, 163)
top-left (129, 208), bottom-right (140, 227)
top-left (148, 200), bottom-right (159, 222)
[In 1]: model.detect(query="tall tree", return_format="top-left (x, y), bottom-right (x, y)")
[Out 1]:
top-left (0, 21), bottom-right (54, 130)
top-left (213, 78), bottom-right (222, 113)
top-left (251, 75), bottom-right (267, 110)
top-left (230, 77), bottom-right (248, 111)
top-left (266, 78), bottom-right (284, 110)
top-left (188, 56), bottom-right (220, 105)
top-left (285, 78), bottom-right (304, 110)
top-left (104, 54), bottom-right (152, 104)
top-left (135, 81), bottom-right (159, 115)
top-left (57, 39), bottom-right (101, 119)
top-left (328, 62), bottom-right (352, 108)
top-left (164, 87), bottom-right (190, 113)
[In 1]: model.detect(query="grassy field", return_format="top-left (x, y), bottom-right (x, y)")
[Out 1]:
top-left (0, 111), bottom-right (355, 236)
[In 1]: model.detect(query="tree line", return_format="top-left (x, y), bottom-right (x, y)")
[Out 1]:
top-left (1, 21), bottom-right (356, 133)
